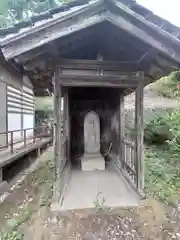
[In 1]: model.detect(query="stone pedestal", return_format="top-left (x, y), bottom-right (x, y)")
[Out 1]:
top-left (81, 111), bottom-right (105, 171)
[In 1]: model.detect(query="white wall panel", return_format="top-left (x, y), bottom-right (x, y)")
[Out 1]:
top-left (8, 113), bottom-right (22, 141)
top-left (23, 114), bottom-right (34, 137)
top-left (22, 85), bottom-right (34, 139)
top-left (7, 84), bottom-right (35, 144)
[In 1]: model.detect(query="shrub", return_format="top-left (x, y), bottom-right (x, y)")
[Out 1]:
top-left (145, 146), bottom-right (180, 205)
top-left (35, 110), bottom-right (52, 126)
top-left (144, 108), bottom-right (180, 154)
top-left (144, 114), bottom-right (172, 145)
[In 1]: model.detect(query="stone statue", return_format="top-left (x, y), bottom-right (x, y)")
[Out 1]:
top-left (81, 111), bottom-right (105, 171)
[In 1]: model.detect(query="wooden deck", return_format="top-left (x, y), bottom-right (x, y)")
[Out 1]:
top-left (0, 127), bottom-right (52, 195)
top-left (0, 137), bottom-right (52, 169)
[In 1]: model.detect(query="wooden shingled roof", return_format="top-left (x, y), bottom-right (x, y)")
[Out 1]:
top-left (0, 0), bottom-right (180, 40)
top-left (0, 0), bottom-right (180, 96)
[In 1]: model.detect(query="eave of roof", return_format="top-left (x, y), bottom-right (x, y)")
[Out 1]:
top-left (0, 0), bottom-right (180, 46)
top-left (0, 0), bottom-right (180, 97)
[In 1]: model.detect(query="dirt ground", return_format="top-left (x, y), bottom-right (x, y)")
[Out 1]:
top-left (20, 200), bottom-right (180, 240)
top-left (0, 148), bottom-right (180, 240)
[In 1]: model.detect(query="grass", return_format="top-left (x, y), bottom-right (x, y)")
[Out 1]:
top-left (93, 192), bottom-right (106, 211)
top-left (144, 145), bottom-right (180, 206)
top-left (0, 148), bottom-right (53, 239)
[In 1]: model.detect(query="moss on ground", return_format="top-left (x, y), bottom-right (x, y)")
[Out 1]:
top-left (0, 148), bottom-right (53, 239)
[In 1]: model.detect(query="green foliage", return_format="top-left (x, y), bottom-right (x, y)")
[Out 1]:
top-left (144, 107), bottom-right (180, 205)
top-left (144, 108), bottom-right (180, 154)
top-left (35, 97), bottom-right (53, 125)
top-left (7, 211), bottom-right (32, 231)
top-left (151, 71), bottom-right (180, 99)
top-left (165, 109), bottom-right (180, 154)
top-left (0, 231), bottom-right (24, 240)
top-left (35, 110), bottom-right (52, 125)
top-left (144, 113), bottom-right (173, 145)
top-left (145, 146), bottom-right (180, 205)
top-left (94, 192), bottom-right (105, 211)
top-left (0, 0), bottom-right (70, 27)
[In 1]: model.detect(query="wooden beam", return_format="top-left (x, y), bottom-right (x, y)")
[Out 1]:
top-left (119, 90), bottom-right (125, 168)
top-left (58, 59), bottom-right (141, 71)
top-left (59, 73), bottom-right (139, 87)
top-left (53, 69), bottom-right (62, 201)
top-left (135, 71), bottom-right (144, 194)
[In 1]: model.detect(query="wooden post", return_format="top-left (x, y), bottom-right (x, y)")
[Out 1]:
top-left (64, 88), bottom-right (70, 161)
top-left (37, 147), bottom-right (41, 158)
top-left (63, 88), bottom-right (67, 156)
top-left (24, 129), bottom-right (26, 147)
top-left (10, 131), bottom-right (13, 154)
top-left (67, 89), bottom-right (70, 162)
top-left (0, 168), bottom-right (2, 182)
top-left (53, 68), bottom-right (62, 201)
top-left (135, 71), bottom-right (144, 194)
top-left (33, 128), bottom-right (35, 144)
top-left (62, 89), bottom-right (65, 137)
top-left (119, 90), bottom-right (125, 168)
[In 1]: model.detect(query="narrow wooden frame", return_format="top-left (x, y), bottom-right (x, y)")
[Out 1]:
top-left (135, 71), bottom-right (144, 193)
top-left (53, 69), bottom-right (62, 201)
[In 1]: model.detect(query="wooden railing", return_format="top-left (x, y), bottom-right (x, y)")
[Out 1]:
top-left (0, 125), bottom-right (53, 154)
top-left (122, 137), bottom-right (137, 187)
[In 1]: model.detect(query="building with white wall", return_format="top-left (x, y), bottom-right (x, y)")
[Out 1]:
top-left (0, 53), bottom-right (34, 146)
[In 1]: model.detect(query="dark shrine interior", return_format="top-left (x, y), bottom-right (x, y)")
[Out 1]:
top-left (69, 87), bottom-right (122, 168)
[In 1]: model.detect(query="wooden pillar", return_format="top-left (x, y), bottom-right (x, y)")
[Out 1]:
top-left (53, 68), bottom-right (62, 201)
top-left (62, 90), bottom-right (65, 136)
top-left (119, 90), bottom-right (125, 168)
top-left (64, 88), bottom-right (70, 161)
top-left (0, 168), bottom-right (2, 182)
top-left (67, 91), bottom-right (71, 162)
top-left (135, 71), bottom-right (144, 193)
top-left (63, 88), bottom-right (67, 137)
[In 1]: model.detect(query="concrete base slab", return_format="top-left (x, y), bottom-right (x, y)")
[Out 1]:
top-left (81, 153), bottom-right (105, 171)
top-left (60, 166), bottom-right (140, 211)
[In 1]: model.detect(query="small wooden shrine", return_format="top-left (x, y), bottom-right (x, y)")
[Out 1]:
top-left (1, 0), bottom-right (180, 204)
